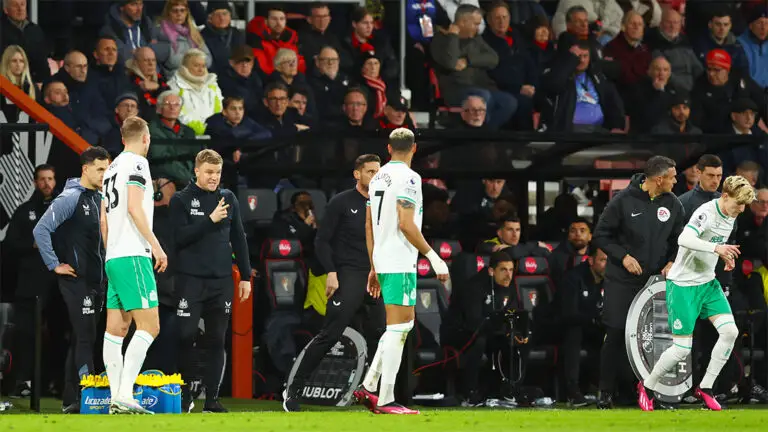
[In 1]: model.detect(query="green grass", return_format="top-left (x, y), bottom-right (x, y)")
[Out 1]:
top-left (1, 398), bottom-right (767, 432)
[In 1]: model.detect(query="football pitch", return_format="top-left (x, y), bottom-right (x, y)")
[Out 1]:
top-left (1, 399), bottom-right (767, 431)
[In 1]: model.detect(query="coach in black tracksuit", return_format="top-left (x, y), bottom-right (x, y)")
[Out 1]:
top-left (283, 154), bottom-right (385, 412)
top-left (592, 156), bottom-right (685, 408)
top-left (32, 148), bottom-right (111, 413)
top-left (169, 153), bottom-right (251, 413)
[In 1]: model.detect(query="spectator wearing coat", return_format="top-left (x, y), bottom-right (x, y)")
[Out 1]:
top-left (99, 0), bottom-right (157, 65)
top-left (201, 1), bottom-right (245, 73)
top-left (1, 0), bottom-right (49, 82)
top-left (154, 0), bottom-right (213, 76)
top-left (738, 6), bottom-right (768, 89)
top-left (168, 48), bottom-right (223, 135)
top-left (645, 7), bottom-right (704, 92)
top-left (217, 45), bottom-right (264, 121)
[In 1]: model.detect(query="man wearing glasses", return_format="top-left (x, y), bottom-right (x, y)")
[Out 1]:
top-left (309, 46), bottom-right (351, 124)
top-left (147, 91), bottom-right (198, 187)
top-left (256, 82), bottom-right (310, 137)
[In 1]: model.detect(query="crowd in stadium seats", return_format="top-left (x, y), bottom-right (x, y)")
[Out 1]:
top-left (3, 0), bottom-right (768, 409)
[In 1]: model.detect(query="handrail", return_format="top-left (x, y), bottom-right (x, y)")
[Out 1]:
top-left (0, 75), bottom-right (91, 154)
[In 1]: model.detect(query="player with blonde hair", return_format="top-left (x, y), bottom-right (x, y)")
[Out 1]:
top-left (101, 116), bottom-right (168, 414)
top-left (637, 176), bottom-right (755, 411)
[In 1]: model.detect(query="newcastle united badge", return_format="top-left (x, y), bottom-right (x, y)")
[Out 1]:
top-left (625, 275), bottom-right (693, 403)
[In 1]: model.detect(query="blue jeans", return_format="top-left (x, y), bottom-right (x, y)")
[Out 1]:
top-left (463, 87), bottom-right (518, 129)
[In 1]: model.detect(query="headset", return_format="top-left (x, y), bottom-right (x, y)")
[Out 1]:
top-left (153, 179), bottom-right (175, 202)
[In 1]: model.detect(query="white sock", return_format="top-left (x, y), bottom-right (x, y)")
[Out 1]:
top-left (103, 333), bottom-right (124, 402)
top-left (377, 321), bottom-right (413, 407)
top-left (645, 337), bottom-right (692, 391)
top-left (118, 330), bottom-right (154, 400)
top-left (700, 316), bottom-right (738, 390)
top-left (363, 334), bottom-right (386, 392)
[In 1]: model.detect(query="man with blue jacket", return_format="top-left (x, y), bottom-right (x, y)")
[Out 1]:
top-left (32, 147), bottom-right (110, 413)
top-left (738, 7), bottom-right (768, 89)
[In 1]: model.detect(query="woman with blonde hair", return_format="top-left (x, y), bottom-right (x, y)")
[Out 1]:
top-left (168, 48), bottom-right (223, 135)
top-left (155, 0), bottom-right (212, 75)
top-left (1, 45), bottom-right (36, 100)
top-left (1, 45), bottom-right (37, 121)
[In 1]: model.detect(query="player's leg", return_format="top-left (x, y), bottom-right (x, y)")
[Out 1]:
top-left (113, 257), bottom-right (160, 414)
top-left (285, 269), bottom-right (367, 412)
top-left (363, 273), bottom-right (418, 414)
top-left (199, 277), bottom-right (233, 413)
top-left (640, 281), bottom-right (696, 411)
top-left (103, 260), bottom-right (131, 411)
top-left (58, 277), bottom-right (98, 412)
top-left (175, 274), bottom-right (204, 412)
top-left (698, 280), bottom-right (738, 410)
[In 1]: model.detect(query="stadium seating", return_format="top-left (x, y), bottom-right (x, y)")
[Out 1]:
top-left (277, 189), bottom-right (328, 220)
top-left (261, 238), bottom-right (306, 310)
top-left (238, 188), bottom-right (278, 228)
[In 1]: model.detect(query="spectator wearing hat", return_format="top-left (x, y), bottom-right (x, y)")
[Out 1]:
top-left (540, 40), bottom-right (625, 133)
top-left (217, 45), bottom-right (264, 120)
top-left (432, 4), bottom-right (517, 130)
top-left (651, 93), bottom-right (702, 135)
top-left (482, 1), bottom-right (538, 130)
top-left (99, 0), bottom-right (158, 65)
top-left (298, 3), bottom-right (350, 73)
top-left (627, 56), bottom-right (684, 133)
top-left (246, 6), bottom-right (305, 78)
top-left (308, 46), bottom-right (350, 125)
top-left (201, 1), bottom-right (245, 73)
top-left (357, 52), bottom-right (390, 119)
top-left (604, 11), bottom-right (652, 105)
top-left (720, 98), bottom-right (768, 176)
top-left (91, 36), bottom-right (129, 112)
top-left (738, 6), bottom-right (768, 89)
top-left (101, 92), bottom-right (140, 157)
top-left (690, 48), bottom-right (766, 133)
top-left (378, 95), bottom-right (417, 129)
top-left (645, 7), bottom-right (703, 92)
top-left (340, 7), bottom-right (398, 87)
top-left (691, 9), bottom-right (749, 77)
top-left (1, 0), bottom-right (50, 83)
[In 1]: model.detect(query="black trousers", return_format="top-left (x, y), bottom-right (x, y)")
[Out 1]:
top-left (59, 277), bottom-right (103, 405)
top-left (599, 325), bottom-right (636, 395)
top-left (600, 282), bottom-right (639, 395)
top-left (562, 323), bottom-right (603, 394)
top-left (175, 274), bottom-right (232, 402)
top-left (443, 329), bottom-right (516, 397)
top-left (291, 268), bottom-right (385, 386)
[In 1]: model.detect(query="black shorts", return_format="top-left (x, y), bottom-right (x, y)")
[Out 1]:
top-left (174, 274), bottom-right (233, 321)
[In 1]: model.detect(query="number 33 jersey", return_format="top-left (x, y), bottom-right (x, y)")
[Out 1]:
top-left (103, 151), bottom-right (154, 261)
top-left (368, 161), bottom-right (423, 274)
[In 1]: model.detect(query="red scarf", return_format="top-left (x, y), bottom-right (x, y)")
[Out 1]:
top-left (534, 40), bottom-right (549, 50)
top-left (134, 73), bottom-right (169, 106)
top-left (351, 32), bottom-right (376, 54)
top-left (363, 76), bottom-right (387, 117)
top-left (378, 118), bottom-right (409, 130)
top-left (504, 28), bottom-right (514, 47)
top-left (160, 117), bottom-right (181, 134)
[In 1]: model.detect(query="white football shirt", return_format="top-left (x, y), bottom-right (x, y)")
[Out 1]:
top-left (368, 161), bottom-right (423, 274)
top-left (103, 151), bottom-right (154, 261)
top-left (666, 199), bottom-right (735, 286)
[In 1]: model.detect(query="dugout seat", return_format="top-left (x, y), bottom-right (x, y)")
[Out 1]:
top-left (277, 189), bottom-right (328, 220)
top-left (430, 239), bottom-right (462, 267)
top-left (261, 238), bottom-right (306, 310)
top-left (238, 189), bottom-right (278, 227)
top-left (514, 256), bottom-right (559, 395)
top-left (449, 253), bottom-right (489, 288)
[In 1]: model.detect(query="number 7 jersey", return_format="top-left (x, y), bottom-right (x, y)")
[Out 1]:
top-left (103, 151), bottom-right (154, 261)
top-left (367, 161), bottom-right (423, 274)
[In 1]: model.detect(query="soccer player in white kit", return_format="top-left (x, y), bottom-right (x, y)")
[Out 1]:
top-left (637, 175), bottom-right (754, 411)
top-left (354, 128), bottom-right (450, 414)
top-left (100, 117), bottom-right (168, 414)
